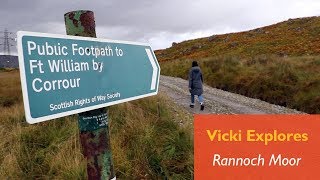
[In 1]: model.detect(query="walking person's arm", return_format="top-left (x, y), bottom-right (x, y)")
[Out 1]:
top-left (201, 73), bottom-right (203, 83)
top-left (188, 69), bottom-right (192, 92)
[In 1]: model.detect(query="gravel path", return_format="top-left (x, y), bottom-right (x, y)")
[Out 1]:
top-left (160, 75), bottom-right (303, 114)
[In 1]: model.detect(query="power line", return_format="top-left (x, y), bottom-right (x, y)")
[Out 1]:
top-left (0, 29), bottom-right (16, 55)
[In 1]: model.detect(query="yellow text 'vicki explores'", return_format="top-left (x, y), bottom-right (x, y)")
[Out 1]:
top-left (206, 130), bottom-right (308, 145)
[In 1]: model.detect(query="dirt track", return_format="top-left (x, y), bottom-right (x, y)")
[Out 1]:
top-left (160, 75), bottom-right (303, 114)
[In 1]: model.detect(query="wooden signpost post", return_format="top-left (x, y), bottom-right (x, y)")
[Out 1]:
top-left (64, 10), bottom-right (115, 180)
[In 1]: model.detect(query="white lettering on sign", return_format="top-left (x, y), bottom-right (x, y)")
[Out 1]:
top-left (32, 78), bottom-right (81, 92)
top-left (50, 101), bottom-right (74, 111)
top-left (72, 44), bottom-right (114, 58)
top-left (29, 60), bottom-right (44, 74)
top-left (25, 41), bottom-right (128, 93)
top-left (27, 41), bottom-right (68, 56)
top-left (48, 60), bottom-right (90, 73)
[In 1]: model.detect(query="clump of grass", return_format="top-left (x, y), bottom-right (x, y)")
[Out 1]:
top-left (161, 55), bottom-right (320, 113)
top-left (0, 70), bottom-right (22, 107)
top-left (0, 103), bottom-right (85, 179)
top-left (109, 95), bottom-right (193, 179)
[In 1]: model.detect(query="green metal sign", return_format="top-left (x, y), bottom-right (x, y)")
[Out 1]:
top-left (17, 31), bottom-right (160, 124)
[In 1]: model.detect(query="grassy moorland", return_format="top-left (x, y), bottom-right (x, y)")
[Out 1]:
top-left (157, 17), bottom-right (320, 114)
top-left (161, 56), bottom-right (320, 113)
top-left (161, 55), bottom-right (320, 114)
top-left (156, 17), bottom-right (320, 61)
top-left (0, 70), bottom-right (193, 179)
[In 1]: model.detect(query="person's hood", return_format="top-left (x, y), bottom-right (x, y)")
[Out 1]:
top-left (191, 66), bottom-right (201, 72)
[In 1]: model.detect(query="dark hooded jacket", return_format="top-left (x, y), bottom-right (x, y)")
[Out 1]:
top-left (188, 66), bottom-right (203, 95)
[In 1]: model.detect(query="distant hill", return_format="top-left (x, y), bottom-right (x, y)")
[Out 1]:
top-left (159, 16), bottom-right (320, 114)
top-left (155, 16), bottom-right (320, 61)
top-left (0, 55), bottom-right (18, 68)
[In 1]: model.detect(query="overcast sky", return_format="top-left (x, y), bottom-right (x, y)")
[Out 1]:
top-left (0, 0), bottom-right (320, 55)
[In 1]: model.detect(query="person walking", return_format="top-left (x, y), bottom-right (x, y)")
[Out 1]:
top-left (188, 61), bottom-right (204, 111)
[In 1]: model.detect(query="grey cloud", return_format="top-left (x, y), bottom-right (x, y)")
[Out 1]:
top-left (0, 0), bottom-right (319, 54)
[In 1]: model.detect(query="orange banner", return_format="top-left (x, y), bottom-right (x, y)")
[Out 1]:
top-left (194, 115), bottom-right (320, 180)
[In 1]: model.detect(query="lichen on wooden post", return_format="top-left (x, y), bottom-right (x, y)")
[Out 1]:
top-left (64, 10), bottom-right (116, 180)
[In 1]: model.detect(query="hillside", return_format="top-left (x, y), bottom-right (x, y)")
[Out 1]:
top-left (155, 16), bottom-right (320, 61)
top-left (158, 16), bottom-right (320, 114)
